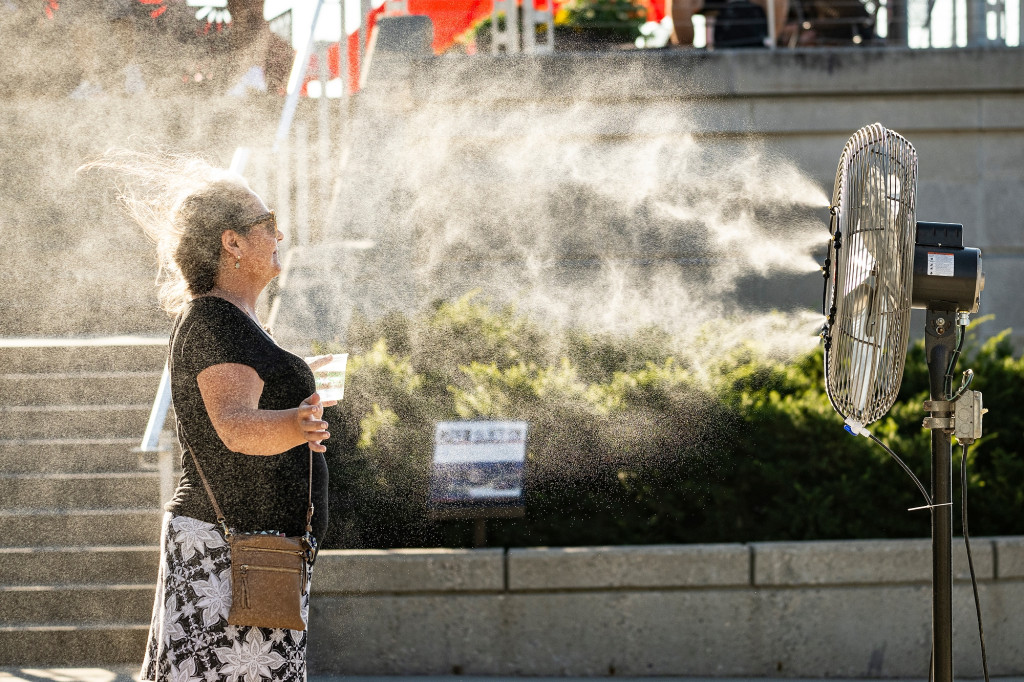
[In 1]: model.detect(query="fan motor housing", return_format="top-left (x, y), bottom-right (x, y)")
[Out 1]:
top-left (912, 222), bottom-right (983, 312)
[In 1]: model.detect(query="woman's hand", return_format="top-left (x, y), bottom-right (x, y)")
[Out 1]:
top-left (298, 393), bottom-right (331, 453)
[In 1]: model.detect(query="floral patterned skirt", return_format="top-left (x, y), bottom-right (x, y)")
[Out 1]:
top-left (141, 512), bottom-right (311, 682)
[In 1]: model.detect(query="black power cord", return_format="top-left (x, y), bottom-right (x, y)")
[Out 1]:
top-left (945, 327), bottom-right (990, 682)
top-left (960, 440), bottom-right (991, 682)
top-left (943, 322), bottom-right (967, 400)
top-left (866, 431), bottom-right (932, 509)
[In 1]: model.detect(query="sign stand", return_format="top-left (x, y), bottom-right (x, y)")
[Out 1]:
top-left (428, 505), bottom-right (526, 547)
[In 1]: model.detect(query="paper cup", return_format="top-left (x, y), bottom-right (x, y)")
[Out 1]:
top-left (307, 354), bottom-right (348, 402)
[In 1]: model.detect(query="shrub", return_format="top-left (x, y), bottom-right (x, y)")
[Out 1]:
top-left (316, 298), bottom-right (1024, 549)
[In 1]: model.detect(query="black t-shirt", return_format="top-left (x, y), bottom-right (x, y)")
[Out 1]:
top-left (165, 296), bottom-right (328, 541)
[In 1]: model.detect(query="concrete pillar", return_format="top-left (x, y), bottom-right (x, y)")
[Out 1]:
top-left (967, 0), bottom-right (990, 44)
top-left (888, 0), bottom-right (909, 45)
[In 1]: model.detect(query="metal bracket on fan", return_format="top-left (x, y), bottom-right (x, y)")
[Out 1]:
top-left (922, 390), bottom-right (986, 444)
top-left (923, 399), bottom-right (953, 431)
top-left (820, 205), bottom-right (841, 348)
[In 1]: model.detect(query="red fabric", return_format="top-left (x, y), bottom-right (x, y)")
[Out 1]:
top-left (304, 4), bottom-right (383, 94)
top-left (408, 0), bottom-right (491, 52)
top-left (300, 0), bottom-right (667, 94)
top-left (410, 0), bottom-right (666, 53)
top-left (137, 0), bottom-right (168, 18)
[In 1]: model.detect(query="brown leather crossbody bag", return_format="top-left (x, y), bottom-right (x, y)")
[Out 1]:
top-left (186, 441), bottom-right (316, 631)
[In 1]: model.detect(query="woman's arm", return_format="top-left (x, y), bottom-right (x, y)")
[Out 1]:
top-left (197, 363), bottom-right (330, 455)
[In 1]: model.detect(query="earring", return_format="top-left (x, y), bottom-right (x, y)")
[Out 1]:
top-left (234, 258), bottom-right (240, 269)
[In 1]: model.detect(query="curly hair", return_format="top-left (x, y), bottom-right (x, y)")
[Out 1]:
top-left (81, 149), bottom-right (261, 315)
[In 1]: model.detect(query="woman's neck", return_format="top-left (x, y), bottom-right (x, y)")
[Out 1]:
top-left (206, 285), bottom-right (260, 323)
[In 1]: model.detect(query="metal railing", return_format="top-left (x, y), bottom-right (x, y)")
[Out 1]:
top-left (688, 0), bottom-right (1020, 48)
top-left (909, 0), bottom-right (1020, 47)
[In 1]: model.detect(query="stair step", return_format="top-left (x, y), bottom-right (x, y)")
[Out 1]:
top-left (0, 584), bottom-right (154, 627)
top-left (0, 340), bottom-right (173, 667)
top-left (0, 472), bottom-right (161, 511)
top-left (0, 624), bottom-right (149, 665)
top-left (0, 405), bottom-right (154, 440)
top-left (0, 438), bottom-right (166, 474)
top-left (0, 371), bottom-right (163, 405)
top-left (0, 546), bottom-right (159, 586)
top-left (0, 339), bottom-right (167, 373)
top-left (0, 509), bottom-right (161, 547)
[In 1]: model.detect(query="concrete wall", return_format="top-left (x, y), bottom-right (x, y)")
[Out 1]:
top-left (6, 45), bottom-right (1021, 344)
top-left (307, 537), bottom-right (1024, 677)
top-left (303, 46), bottom-right (1024, 352)
top-left (384, 47), bottom-right (1024, 243)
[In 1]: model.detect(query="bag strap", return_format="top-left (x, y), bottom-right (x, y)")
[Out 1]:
top-left (182, 432), bottom-right (314, 541)
top-left (183, 438), bottom-right (231, 537)
top-left (304, 443), bottom-right (314, 535)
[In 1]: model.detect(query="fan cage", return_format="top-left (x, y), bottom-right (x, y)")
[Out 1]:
top-left (824, 123), bottom-right (918, 426)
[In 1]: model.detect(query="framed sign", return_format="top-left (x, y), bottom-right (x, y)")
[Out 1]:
top-left (428, 420), bottom-right (528, 519)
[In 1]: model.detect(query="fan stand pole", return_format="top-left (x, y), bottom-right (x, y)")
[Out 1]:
top-left (925, 307), bottom-right (957, 682)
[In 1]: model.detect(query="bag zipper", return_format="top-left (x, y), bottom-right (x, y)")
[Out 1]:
top-left (236, 547), bottom-right (304, 556)
top-left (239, 564), bottom-right (302, 574)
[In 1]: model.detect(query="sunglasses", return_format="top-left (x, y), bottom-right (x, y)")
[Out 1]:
top-left (238, 210), bottom-right (277, 233)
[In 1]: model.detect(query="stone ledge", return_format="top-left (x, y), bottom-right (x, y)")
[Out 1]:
top-left (308, 539), bottom-right (1024, 676)
top-left (994, 536), bottom-right (1024, 579)
top-left (405, 48), bottom-right (1024, 104)
top-left (507, 544), bottom-right (749, 591)
top-left (312, 548), bottom-right (504, 594)
top-left (753, 537), bottom-right (995, 586)
top-left (313, 538), bottom-right (1012, 596)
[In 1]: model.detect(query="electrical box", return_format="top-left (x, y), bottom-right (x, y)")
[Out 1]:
top-left (953, 390), bottom-right (985, 444)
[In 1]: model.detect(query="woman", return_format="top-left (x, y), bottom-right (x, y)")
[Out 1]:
top-left (88, 153), bottom-right (332, 680)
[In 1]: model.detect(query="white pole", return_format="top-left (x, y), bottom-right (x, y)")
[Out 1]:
top-left (318, 42), bottom-right (331, 243)
top-left (274, 0), bottom-right (327, 152)
top-left (340, 0), bottom-right (349, 95)
top-left (139, 363), bottom-right (171, 453)
top-left (228, 147), bottom-right (251, 175)
top-left (765, 0), bottom-right (777, 48)
top-left (359, 0), bottom-right (371, 69)
top-left (295, 119), bottom-right (310, 246)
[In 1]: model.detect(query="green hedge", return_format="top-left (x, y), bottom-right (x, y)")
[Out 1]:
top-left (317, 296), bottom-right (1024, 549)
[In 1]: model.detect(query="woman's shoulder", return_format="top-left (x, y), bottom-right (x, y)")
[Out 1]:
top-left (172, 297), bottom-right (267, 367)
top-left (178, 296), bottom-right (248, 326)
top-left (174, 297), bottom-right (251, 344)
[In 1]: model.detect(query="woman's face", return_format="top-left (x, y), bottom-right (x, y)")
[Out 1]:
top-left (235, 190), bottom-right (284, 283)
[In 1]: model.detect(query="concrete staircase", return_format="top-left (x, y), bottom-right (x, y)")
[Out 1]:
top-left (0, 338), bottom-right (169, 665)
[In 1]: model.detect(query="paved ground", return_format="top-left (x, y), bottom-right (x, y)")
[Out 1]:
top-left (2, 670), bottom-right (803, 682)
top-left (4, 668), bottom-right (1021, 682)
top-left (2, 671), bottom-right (823, 682)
